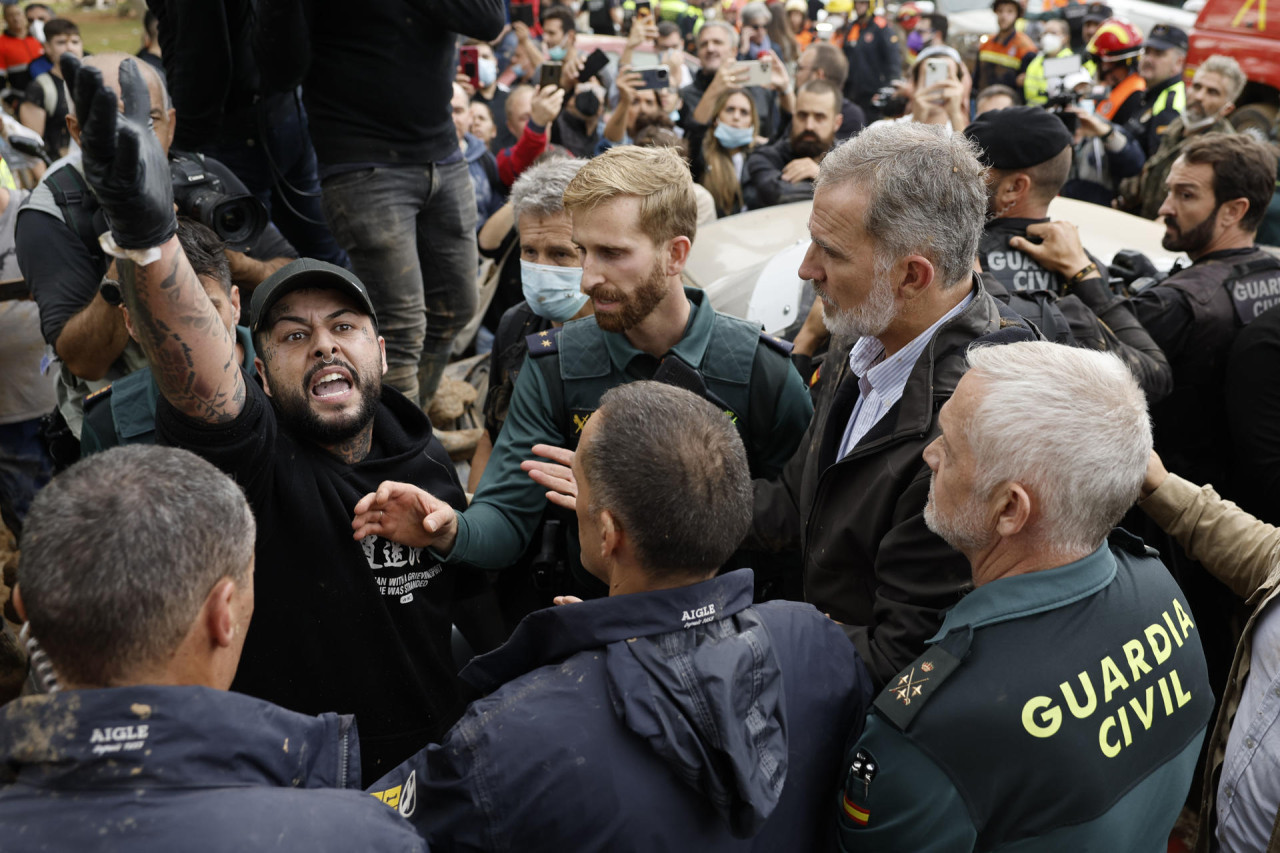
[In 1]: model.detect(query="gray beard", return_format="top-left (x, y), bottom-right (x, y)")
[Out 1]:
top-left (818, 269), bottom-right (897, 340)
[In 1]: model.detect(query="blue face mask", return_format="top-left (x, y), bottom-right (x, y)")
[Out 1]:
top-left (548, 45), bottom-right (567, 61)
top-left (714, 122), bottom-right (754, 150)
top-left (521, 260), bottom-right (589, 322)
top-left (478, 57), bottom-right (498, 87)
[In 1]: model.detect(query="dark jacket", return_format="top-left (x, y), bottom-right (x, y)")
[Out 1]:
top-left (839, 14), bottom-right (901, 109)
top-left (0, 685), bottom-right (427, 852)
top-left (750, 281), bottom-right (1035, 686)
top-left (462, 132), bottom-right (503, 229)
top-left (742, 138), bottom-right (819, 210)
top-left (253, 0), bottom-right (505, 167)
top-left (369, 569), bottom-right (872, 852)
top-left (1226, 302), bottom-right (1280, 524)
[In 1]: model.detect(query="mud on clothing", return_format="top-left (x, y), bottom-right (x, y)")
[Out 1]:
top-left (156, 373), bottom-right (469, 786)
top-left (0, 685), bottom-right (427, 853)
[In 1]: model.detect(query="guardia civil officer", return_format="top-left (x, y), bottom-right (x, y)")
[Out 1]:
top-left (351, 145), bottom-right (812, 595)
top-left (838, 341), bottom-right (1211, 851)
top-left (965, 106), bottom-right (1173, 401)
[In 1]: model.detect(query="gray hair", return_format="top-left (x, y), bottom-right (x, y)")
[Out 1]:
top-left (815, 122), bottom-right (987, 289)
top-left (699, 19), bottom-right (740, 50)
top-left (19, 446), bottom-right (256, 686)
top-left (579, 382), bottom-right (751, 577)
top-left (511, 157), bottom-right (587, 226)
top-left (1198, 54), bottom-right (1246, 103)
top-left (741, 1), bottom-right (770, 23)
top-left (964, 341), bottom-right (1151, 553)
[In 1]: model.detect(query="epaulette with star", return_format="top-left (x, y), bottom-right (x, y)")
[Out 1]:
top-left (758, 330), bottom-right (793, 356)
top-left (526, 326), bottom-right (563, 356)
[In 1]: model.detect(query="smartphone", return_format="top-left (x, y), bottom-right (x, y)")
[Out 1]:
top-left (538, 61), bottom-right (563, 89)
top-left (511, 0), bottom-right (536, 27)
top-left (637, 66), bottom-right (670, 90)
top-left (635, 0), bottom-right (652, 18)
top-left (743, 59), bottom-right (772, 88)
top-left (579, 48), bottom-right (610, 83)
top-left (459, 45), bottom-right (480, 90)
top-left (924, 58), bottom-right (950, 89)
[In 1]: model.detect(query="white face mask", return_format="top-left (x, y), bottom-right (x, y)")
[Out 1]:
top-left (520, 260), bottom-right (589, 322)
top-left (1040, 33), bottom-right (1063, 55)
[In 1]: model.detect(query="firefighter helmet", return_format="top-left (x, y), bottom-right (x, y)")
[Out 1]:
top-left (1086, 17), bottom-right (1144, 62)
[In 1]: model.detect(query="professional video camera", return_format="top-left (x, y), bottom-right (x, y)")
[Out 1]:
top-left (169, 151), bottom-right (267, 252)
top-left (1041, 54), bottom-right (1100, 134)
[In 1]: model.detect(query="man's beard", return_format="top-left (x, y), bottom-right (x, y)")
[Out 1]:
top-left (792, 131), bottom-right (829, 159)
top-left (590, 260), bottom-right (669, 333)
top-left (1162, 203), bottom-right (1221, 254)
top-left (817, 264), bottom-right (897, 340)
top-left (923, 477), bottom-right (994, 555)
top-left (268, 357), bottom-right (381, 446)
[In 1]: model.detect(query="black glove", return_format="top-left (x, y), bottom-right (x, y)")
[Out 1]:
top-left (62, 54), bottom-right (177, 250)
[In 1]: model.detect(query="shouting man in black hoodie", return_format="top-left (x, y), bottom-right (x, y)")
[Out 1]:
top-left (61, 54), bottom-right (471, 787)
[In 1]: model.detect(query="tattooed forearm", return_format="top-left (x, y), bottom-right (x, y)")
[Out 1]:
top-left (117, 240), bottom-right (247, 424)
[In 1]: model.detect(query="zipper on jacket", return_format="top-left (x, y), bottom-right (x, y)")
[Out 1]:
top-left (337, 722), bottom-right (351, 789)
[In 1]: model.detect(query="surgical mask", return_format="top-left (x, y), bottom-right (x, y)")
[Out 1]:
top-left (478, 57), bottom-right (498, 87)
top-left (1182, 103), bottom-right (1226, 133)
top-left (521, 260), bottom-right (589, 321)
top-left (714, 122), bottom-right (754, 149)
top-left (29, 18), bottom-right (43, 43)
top-left (548, 45), bottom-right (568, 61)
top-left (1040, 33), bottom-right (1063, 55)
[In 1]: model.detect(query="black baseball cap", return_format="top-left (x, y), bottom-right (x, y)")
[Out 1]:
top-left (249, 258), bottom-right (378, 333)
top-left (1084, 3), bottom-right (1113, 22)
top-left (1146, 24), bottom-right (1188, 51)
top-left (964, 106), bottom-right (1074, 170)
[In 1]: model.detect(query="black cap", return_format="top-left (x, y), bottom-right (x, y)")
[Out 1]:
top-left (1084, 3), bottom-right (1113, 22)
top-left (964, 106), bottom-right (1074, 170)
top-left (248, 258), bottom-right (378, 333)
top-left (1146, 24), bottom-right (1188, 50)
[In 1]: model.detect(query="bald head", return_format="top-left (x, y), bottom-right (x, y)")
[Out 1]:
top-left (69, 53), bottom-right (175, 155)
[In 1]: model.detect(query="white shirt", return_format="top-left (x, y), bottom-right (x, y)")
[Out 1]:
top-left (837, 291), bottom-right (974, 460)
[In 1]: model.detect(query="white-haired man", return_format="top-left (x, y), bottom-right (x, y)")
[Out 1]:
top-left (837, 341), bottom-right (1212, 851)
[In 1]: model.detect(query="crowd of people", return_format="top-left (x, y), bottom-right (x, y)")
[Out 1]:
top-left (1, 0), bottom-right (1279, 851)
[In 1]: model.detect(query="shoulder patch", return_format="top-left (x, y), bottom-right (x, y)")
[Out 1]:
top-left (873, 628), bottom-right (972, 731)
top-left (84, 384), bottom-right (113, 406)
top-left (526, 327), bottom-right (562, 356)
top-left (758, 330), bottom-right (793, 356)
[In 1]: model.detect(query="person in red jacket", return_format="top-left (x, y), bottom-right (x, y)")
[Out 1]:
top-left (497, 82), bottom-right (567, 188)
top-left (0, 3), bottom-right (43, 93)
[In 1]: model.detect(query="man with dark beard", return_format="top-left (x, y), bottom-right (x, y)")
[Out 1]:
top-left (742, 79), bottom-right (843, 210)
top-left (350, 145), bottom-right (813, 599)
top-left (57, 57), bottom-right (471, 786)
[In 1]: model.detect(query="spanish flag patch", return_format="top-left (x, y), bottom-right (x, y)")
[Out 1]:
top-left (842, 793), bottom-right (870, 826)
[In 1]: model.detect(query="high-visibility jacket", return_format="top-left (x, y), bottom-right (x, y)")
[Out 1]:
top-left (975, 29), bottom-right (1038, 91)
top-left (1096, 71), bottom-right (1145, 122)
top-left (1023, 46), bottom-right (1077, 105)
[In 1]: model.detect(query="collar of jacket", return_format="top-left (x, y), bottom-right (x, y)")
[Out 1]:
top-left (601, 285), bottom-right (712, 372)
top-left (929, 542), bottom-right (1116, 640)
top-left (826, 277), bottom-right (1011, 460)
top-left (460, 568), bottom-right (757, 693)
top-left (0, 684), bottom-right (359, 790)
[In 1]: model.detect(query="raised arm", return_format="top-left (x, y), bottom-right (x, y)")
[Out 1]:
top-left (66, 55), bottom-right (245, 424)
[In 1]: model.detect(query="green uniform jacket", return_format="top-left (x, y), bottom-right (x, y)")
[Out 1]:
top-left (80, 326), bottom-right (257, 454)
top-left (445, 288), bottom-right (812, 571)
top-left (838, 534), bottom-right (1212, 852)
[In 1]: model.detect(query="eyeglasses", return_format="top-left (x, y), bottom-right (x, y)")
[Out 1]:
top-left (743, 22), bottom-right (768, 29)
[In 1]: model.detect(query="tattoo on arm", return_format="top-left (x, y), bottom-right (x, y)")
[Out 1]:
top-left (118, 245), bottom-right (247, 424)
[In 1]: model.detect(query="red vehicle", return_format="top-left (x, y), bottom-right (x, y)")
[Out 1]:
top-left (1187, 0), bottom-right (1280, 140)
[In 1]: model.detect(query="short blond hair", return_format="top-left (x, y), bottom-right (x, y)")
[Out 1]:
top-left (562, 145), bottom-right (697, 247)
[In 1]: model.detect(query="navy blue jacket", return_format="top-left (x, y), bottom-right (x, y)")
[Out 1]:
top-left (0, 685), bottom-right (426, 852)
top-left (369, 569), bottom-right (873, 851)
